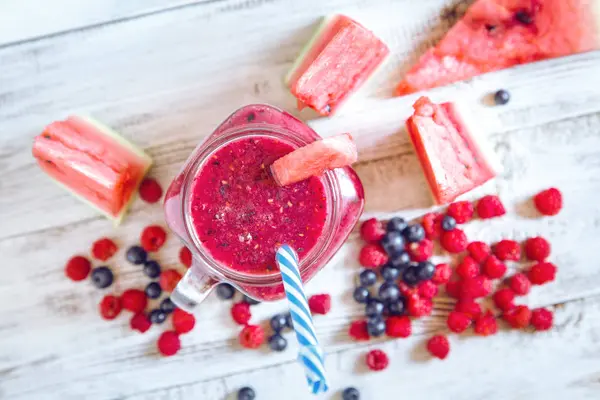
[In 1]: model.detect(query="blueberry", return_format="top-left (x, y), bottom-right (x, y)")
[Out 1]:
top-left (149, 309), bottom-right (167, 324)
top-left (402, 265), bottom-right (420, 286)
top-left (494, 89), bottom-right (511, 105)
top-left (441, 215), bottom-right (457, 231)
top-left (379, 282), bottom-right (401, 303)
top-left (358, 269), bottom-right (377, 287)
top-left (387, 217), bottom-right (408, 233)
top-left (145, 282), bottom-right (162, 299)
top-left (389, 251), bottom-right (411, 270)
top-left (353, 286), bottom-right (370, 304)
top-left (216, 283), bottom-right (236, 300)
top-left (270, 314), bottom-right (289, 332)
top-left (126, 245), bottom-right (147, 265)
top-left (238, 387), bottom-right (256, 400)
top-left (416, 261), bottom-right (436, 281)
top-left (284, 313), bottom-right (293, 329)
top-left (143, 260), bottom-right (161, 278)
top-left (388, 297), bottom-right (407, 316)
top-left (365, 299), bottom-right (385, 317)
top-left (380, 231), bottom-right (405, 255)
top-left (403, 224), bottom-right (425, 243)
top-left (367, 316), bottom-right (386, 337)
top-left (90, 266), bottom-right (113, 289)
top-left (159, 297), bottom-right (176, 314)
top-left (268, 334), bottom-right (288, 352)
top-left (243, 295), bottom-right (260, 305)
top-left (515, 10), bottom-right (533, 25)
top-left (342, 387), bottom-right (360, 400)
top-left (380, 265), bottom-right (400, 281)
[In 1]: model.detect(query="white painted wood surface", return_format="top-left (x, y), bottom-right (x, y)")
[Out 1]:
top-left (1, 0), bottom-right (600, 399)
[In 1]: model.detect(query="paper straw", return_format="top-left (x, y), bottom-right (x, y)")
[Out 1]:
top-left (276, 245), bottom-right (328, 394)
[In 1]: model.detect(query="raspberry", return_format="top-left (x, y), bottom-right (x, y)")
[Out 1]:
top-left (130, 313), bottom-right (151, 333)
top-left (440, 229), bottom-right (468, 253)
top-left (308, 294), bottom-right (331, 315)
top-left (398, 282), bottom-right (418, 298)
top-left (366, 349), bottom-right (389, 371)
top-left (528, 262), bottom-right (557, 285)
top-left (534, 187), bottom-right (562, 216)
top-left (467, 241), bottom-right (491, 263)
top-left (179, 246), bottom-right (192, 268)
top-left (231, 302), bottom-right (252, 325)
top-left (418, 281), bottom-right (439, 299)
top-left (432, 263), bottom-right (452, 285)
top-left (508, 273), bottom-right (531, 295)
top-left (385, 316), bottom-right (412, 338)
top-left (524, 237), bottom-right (551, 261)
top-left (172, 308), bottom-right (196, 334)
top-left (474, 311), bottom-right (498, 336)
top-left (445, 280), bottom-right (462, 299)
top-left (492, 288), bottom-right (516, 312)
top-left (91, 238), bottom-right (118, 261)
top-left (531, 308), bottom-right (553, 331)
top-left (493, 240), bottom-right (521, 261)
top-left (454, 300), bottom-right (482, 320)
top-left (456, 256), bottom-right (480, 279)
top-left (476, 195), bottom-right (506, 219)
top-left (427, 335), bottom-right (450, 359)
top-left (65, 255), bottom-right (91, 281)
top-left (99, 295), bottom-right (122, 320)
top-left (160, 269), bottom-right (182, 292)
top-left (422, 212), bottom-right (443, 240)
top-left (503, 305), bottom-right (531, 328)
top-left (349, 320), bottom-right (370, 341)
top-left (447, 201), bottom-right (475, 224)
top-left (121, 289), bottom-right (148, 313)
top-left (239, 325), bottom-right (265, 349)
top-left (408, 297), bottom-right (433, 318)
top-left (360, 218), bottom-right (386, 243)
top-left (358, 244), bottom-right (388, 268)
top-left (447, 311), bottom-right (471, 333)
top-left (408, 239), bottom-right (434, 262)
top-left (482, 256), bottom-right (507, 279)
top-left (139, 178), bottom-right (163, 203)
top-left (141, 225), bottom-right (167, 252)
top-left (461, 276), bottom-right (493, 299)
top-left (157, 331), bottom-right (181, 356)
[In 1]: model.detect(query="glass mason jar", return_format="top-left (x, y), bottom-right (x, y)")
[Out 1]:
top-left (164, 104), bottom-right (364, 312)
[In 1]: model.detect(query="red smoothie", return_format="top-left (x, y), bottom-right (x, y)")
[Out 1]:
top-left (189, 136), bottom-right (327, 274)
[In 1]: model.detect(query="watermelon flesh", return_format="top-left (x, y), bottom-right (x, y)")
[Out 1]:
top-left (397, 0), bottom-right (600, 95)
top-left (32, 116), bottom-right (152, 223)
top-left (406, 97), bottom-right (499, 204)
top-left (286, 15), bottom-right (389, 116)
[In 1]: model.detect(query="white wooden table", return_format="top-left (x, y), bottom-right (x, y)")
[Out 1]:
top-left (2, 0), bottom-right (600, 399)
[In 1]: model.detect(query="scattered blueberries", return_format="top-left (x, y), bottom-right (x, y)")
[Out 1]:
top-left (380, 231), bottom-right (405, 255)
top-left (353, 286), bottom-right (370, 304)
top-left (284, 313), bottom-right (293, 329)
top-left (387, 217), bottom-right (408, 233)
top-left (126, 245), bottom-right (147, 265)
top-left (145, 282), bottom-right (162, 299)
top-left (268, 334), bottom-right (288, 352)
top-left (159, 297), bottom-right (176, 314)
top-left (359, 269), bottom-right (377, 287)
top-left (389, 251), bottom-right (410, 269)
top-left (238, 387), bottom-right (256, 400)
top-left (403, 224), bottom-right (425, 243)
top-left (149, 309), bottom-right (167, 324)
top-left (380, 265), bottom-right (400, 281)
top-left (216, 283), bottom-right (236, 300)
top-left (388, 297), bottom-right (406, 316)
top-left (342, 387), bottom-right (360, 400)
top-left (416, 261), bottom-right (436, 281)
top-left (365, 299), bottom-right (385, 318)
top-left (270, 314), bottom-right (289, 332)
top-left (366, 316), bottom-right (386, 337)
top-left (143, 260), bottom-right (161, 278)
top-left (91, 266), bottom-right (114, 289)
top-left (402, 265), bottom-right (420, 286)
top-left (441, 215), bottom-right (457, 231)
top-left (378, 282), bottom-right (401, 303)
top-left (243, 295), bottom-right (260, 305)
top-left (494, 89), bottom-right (511, 105)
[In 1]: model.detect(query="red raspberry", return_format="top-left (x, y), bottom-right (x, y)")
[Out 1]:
top-left (398, 282), bottom-right (418, 298)
top-left (534, 187), bottom-right (562, 216)
top-left (179, 246), bottom-right (192, 268)
top-left (366, 349), bottom-right (389, 371)
top-left (508, 273), bottom-right (531, 295)
top-left (130, 313), bottom-right (151, 333)
top-left (524, 237), bottom-right (551, 261)
top-left (358, 244), bottom-right (388, 268)
top-left (360, 218), bottom-right (386, 243)
top-left (528, 262), bottom-right (557, 285)
top-left (445, 280), bottom-right (462, 299)
top-left (408, 239), bottom-right (434, 262)
top-left (173, 308), bottom-right (196, 334)
top-left (141, 225), bottom-right (167, 252)
top-left (139, 178), bottom-right (163, 203)
top-left (427, 335), bottom-right (450, 360)
top-left (447, 201), bottom-right (474, 224)
top-left (441, 229), bottom-right (468, 253)
top-left (65, 255), bottom-right (91, 281)
top-left (231, 302), bottom-right (252, 325)
top-left (422, 212), bottom-right (443, 240)
top-left (467, 241), bottom-right (491, 263)
top-left (476, 195), bottom-right (506, 219)
top-left (418, 281), bottom-right (439, 299)
top-left (121, 289), bottom-right (148, 313)
top-left (461, 276), bottom-right (493, 299)
top-left (408, 297), bottom-right (433, 318)
top-left (239, 325), bottom-right (265, 349)
top-left (349, 320), bottom-right (370, 341)
top-left (454, 300), bottom-right (482, 320)
top-left (531, 308), bottom-right (553, 331)
top-left (503, 305), bottom-right (531, 328)
top-left (482, 256), bottom-right (507, 279)
top-left (308, 294), bottom-right (331, 315)
top-left (157, 331), bottom-right (181, 356)
top-left (493, 240), bottom-right (521, 261)
top-left (432, 263), bottom-right (452, 285)
top-left (492, 288), bottom-right (516, 312)
top-left (99, 295), bottom-right (122, 320)
top-left (447, 311), bottom-right (471, 333)
top-left (91, 238), bottom-right (118, 261)
top-left (160, 269), bottom-right (182, 292)
top-left (385, 316), bottom-right (412, 338)
top-left (456, 256), bottom-right (480, 279)
top-left (474, 311), bottom-right (498, 336)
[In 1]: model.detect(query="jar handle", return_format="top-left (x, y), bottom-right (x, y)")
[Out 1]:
top-left (170, 263), bottom-right (217, 313)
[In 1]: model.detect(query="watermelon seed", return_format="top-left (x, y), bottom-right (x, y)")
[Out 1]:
top-left (247, 112), bottom-right (256, 122)
top-left (515, 10), bottom-right (533, 24)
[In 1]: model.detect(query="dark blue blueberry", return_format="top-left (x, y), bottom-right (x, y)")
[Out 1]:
top-left (243, 295), bottom-right (260, 305)
top-left (216, 283), bottom-right (236, 300)
top-left (494, 89), bottom-right (511, 105)
top-left (238, 387), bottom-right (256, 400)
top-left (387, 297), bottom-right (407, 316)
top-left (380, 231), bottom-right (405, 255)
top-left (390, 251), bottom-right (410, 267)
top-left (90, 266), bottom-right (113, 289)
top-left (366, 316), bottom-right (386, 337)
top-left (402, 265), bottom-right (420, 286)
top-left (270, 314), bottom-right (289, 332)
top-left (515, 10), bottom-right (533, 25)
top-left (143, 260), bottom-right (161, 278)
top-left (441, 215), bottom-right (457, 231)
top-left (359, 269), bottom-right (377, 287)
top-left (403, 224), bottom-right (426, 243)
top-left (416, 261), bottom-right (436, 281)
top-left (353, 286), bottom-right (370, 304)
top-left (365, 299), bottom-right (385, 318)
top-left (387, 217), bottom-right (408, 233)
top-left (145, 282), bottom-right (162, 299)
top-left (380, 265), bottom-right (400, 281)
top-left (149, 309), bottom-right (167, 324)
top-left (268, 334), bottom-right (288, 352)
top-left (126, 245), bottom-right (147, 265)
top-left (159, 297), bottom-right (176, 314)
top-left (284, 313), bottom-right (293, 329)
top-left (342, 387), bottom-right (360, 400)
top-left (379, 282), bottom-right (401, 303)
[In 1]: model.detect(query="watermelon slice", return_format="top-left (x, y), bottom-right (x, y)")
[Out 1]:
top-left (285, 15), bottom-right (389, 116)
top-left (271, 133), bottom-right (358, 186)
top-left (397, 0), bottom-right (600, 95)
top-left (406, 97), bottom-right (500, 204)
top-left (32, 116), bottom-right (152, 224)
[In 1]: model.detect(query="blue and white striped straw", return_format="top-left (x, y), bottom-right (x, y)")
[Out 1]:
top-left (276, 245), bottom-right (328, 394)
